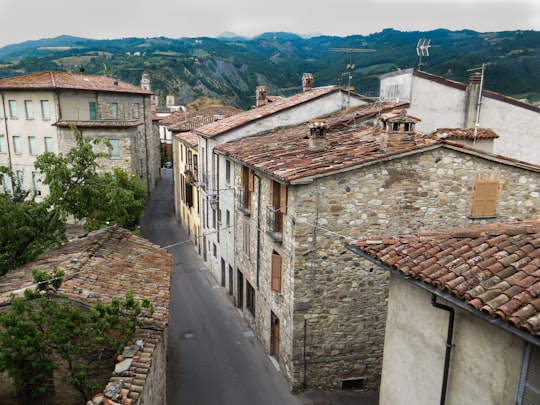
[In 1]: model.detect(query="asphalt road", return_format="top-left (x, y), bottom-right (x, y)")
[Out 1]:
top-left (140, 169), bottom-right (303, 405)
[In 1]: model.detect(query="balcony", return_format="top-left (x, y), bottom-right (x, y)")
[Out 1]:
top-left (236, 188), bottom-right (250, 216)
top-left (266, 206), bottom-right (283, 242)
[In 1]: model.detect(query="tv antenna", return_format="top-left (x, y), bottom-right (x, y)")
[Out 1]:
top-left (416, 38), bottom-right (431, 70)
top-left (467, 63), bottom-right (486, 145)
top-left (330, 47), bottom-right (376, 105)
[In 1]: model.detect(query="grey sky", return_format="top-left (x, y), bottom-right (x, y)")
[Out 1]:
top-left (0, 0), bottom-right (538, 48)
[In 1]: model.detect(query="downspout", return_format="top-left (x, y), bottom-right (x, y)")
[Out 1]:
top-left (143, 95), bottom-right (150, 194)
top-left (431, 294), bottom-right (455, 405)
top-left (1, 93), bottom-right (13, 170)
top-left (255, 173), bottom-right (261, 288)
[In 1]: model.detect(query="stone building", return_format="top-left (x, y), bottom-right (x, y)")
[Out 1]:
top-left (184, 76), bottom-right (373, 296)
top-left (213, 105), bottom-right (540, 391)
top-left (0, 226), bottom-right (172, 404)
top-left (379, 68), bottom-right (540, 165)
top-left (0, 71), bottom-right (160, 196)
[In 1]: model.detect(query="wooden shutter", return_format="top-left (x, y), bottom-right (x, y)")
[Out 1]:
top-left (271, 252), bottom-right (282, 292)
top-left (279, 184), bottom-right (287, 214)
top-left (471, 174), bottom-right (499, 217)
top-left (248, 170), bottom-right (255, 192)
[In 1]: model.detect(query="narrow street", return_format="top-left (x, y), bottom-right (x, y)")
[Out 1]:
top-left (140, 169), bottom-right (303, 405)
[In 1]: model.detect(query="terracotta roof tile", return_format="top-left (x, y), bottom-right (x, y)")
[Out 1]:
top-left (352, 220), bottom-right (540, 337)
top-left (0, 71), bottom-right (152, 95)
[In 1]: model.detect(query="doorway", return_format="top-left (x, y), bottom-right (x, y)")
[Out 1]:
top-left (270, 312), bottom-right (280, 362)
top-left (237, 270), bottom-right (244, 309)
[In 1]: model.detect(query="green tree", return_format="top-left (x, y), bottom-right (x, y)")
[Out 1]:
top-left (0, 168), bottom-right (66, 275)
top-left (34, 125), bottom-right (147, 230)
top-left (0, 268), bottom-right (154, 403)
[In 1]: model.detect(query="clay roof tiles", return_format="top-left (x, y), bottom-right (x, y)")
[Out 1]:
top-left (0, 71), bottom-right (153, 95)
top-left (352, 220), bottom-right (540, 337)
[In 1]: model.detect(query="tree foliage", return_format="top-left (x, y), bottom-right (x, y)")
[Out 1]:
top-left (0, 268), bottom-right (154, 403)
top-left (0, 125), bottom-right (147, 274)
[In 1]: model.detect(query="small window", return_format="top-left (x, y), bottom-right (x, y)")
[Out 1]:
top-left (89, 102), bottom-right (96, 120)
top-left (226, 160), bottom-right (231, 184)
top-left (271, 251), bottom-right (282, 293)
top-left (44, 137), bottom-right (54, 153)
top-left (133, 102), bottom-right (140, 119)
top-left (8, 100), bottom-right (17, 119)
top-left (2, 173), bottom-right (12, 193)
top-left (0, 135), bottom-right (6, 153)
top-left (24, 100), bottom-right (33, 119)
top-left (13, 136), bottom-right (21, 154)
top-left (108, 139), bottom-right (120, 157)
top-left (41, 100), bottom-right (50, 119)
top-left (471, 173), bottom-right (499, 217)
top-left (16, 170), bottom-right (24, 189)
top-left (28, 136), bottom-right (37, 155)
top-left (246, 282), bottom-right (255, 315)
top-left (226, 210), bottom-right (230, 228)
top-left (32, 172), bottom-right (41, 195)
top-left (111, 102), bottom-right (118, 119)
top-left (243, 220), bottom-right (251, 258)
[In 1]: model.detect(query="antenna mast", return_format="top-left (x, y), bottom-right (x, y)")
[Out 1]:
top-left (416, 38), bottom-right (431, 70)
top-left (330, 47), bottom-right (375, 105)
top-left (467, 63), bottom-right (486, 145)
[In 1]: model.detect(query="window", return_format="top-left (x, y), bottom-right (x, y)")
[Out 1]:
top-left (16, 170), bottom-right (24, 189)
top-left (0, 135), bottom-right (6, 153)
top-left (133, 103), bottom-right (140, 119)
top-left (24, 100), bottom-right (33, 119)
top-left (193, 154), bottom-right (198, 179)
top-left (108, 139), bottom-right (120, 157)
top-left (8, 100), bottom-right (17, 119)
top-left (246, 282), bottom-right (255, 315)
top-left (111, 102), bottom-right (118, 119)
top-left (32, 172), bottom-right (41, 195)
top-left (44, 137), bottom-right (54, 153)
top-left (226, 210), bottom-right (230, 228)
top-left (243, 220), bottom-right (251, 258)
top-left (226, 160), bottom-right (231, 184)
top-left (471, 173), bottom-right (499, 217)
top-left (28, 136), bottom-right (37, 155)
top-left (240, 166), bottom-right (254, 210)
top-left (517, 344), bottom-right (540, 404)
top-left (13, 136), bottom-right (21, 154)
top-left (41, 100), bottom-right (50, 119)
top-left (271, 251), bottom-right (282, 293)
top-left (2, 173), bottom-right (12, 193)
top-left (269, 180), bottom-right (287, 235)
top-left (89, 102), bottom-right (96, 120)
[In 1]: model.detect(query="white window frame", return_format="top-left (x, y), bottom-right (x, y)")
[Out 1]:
top-left (8, 100), bottom-right (17, 119)
top-left (32, 171), bottom-right (41, 195)
top-left (16, 170), bottom-right (24, 189)
top-left (0, 135), bottom-right (6, 153)
top-left (108, 139), bottom-right (120, 158)
top-left (2, 173), bottom-right (12, 193)
top-left (28, 136), bottom-right (37, 155)
top-left (24, 100), bottom-right (33, 119)
top-left (44, 137), bottom-right (54, 153)
top-left (13, 136), bottom-right (21, 154)
top-left (41, 100), bottom-right (51, 120)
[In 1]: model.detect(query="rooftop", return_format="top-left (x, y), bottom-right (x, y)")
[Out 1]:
top-left (194, 86), bottom-right (367, 138)
top-left (350, 220), bottom-right (540, 338)
top-left (0, 71), bottom-right (153, 95)
top-left (214, 101), bottom-right (440, 183)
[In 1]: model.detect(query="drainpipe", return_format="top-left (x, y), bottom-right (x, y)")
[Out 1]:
top-left (0, 93), bottom-right (13, 171)
top-left (431, 294), bottom-right (454, 405)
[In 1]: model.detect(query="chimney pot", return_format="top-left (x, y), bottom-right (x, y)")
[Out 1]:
top-left (256, 86), bottom-right (267, 107)
top-left (302, 73), bottom-right (314, 91)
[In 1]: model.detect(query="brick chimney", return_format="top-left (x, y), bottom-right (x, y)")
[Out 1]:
top-left (378, 110), bottom-right (420, 150)
top-left (302, 73), bottom-right (314, 91)
top-left (465, 72), bottom-right (482, 128)
top-left (256, 86), bottom-right (267, 107)
top-left (308, 119), bottom-right (328, 151)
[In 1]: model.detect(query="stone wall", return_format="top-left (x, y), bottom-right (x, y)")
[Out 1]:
top-left (237, 144), bottom-right (540, 391)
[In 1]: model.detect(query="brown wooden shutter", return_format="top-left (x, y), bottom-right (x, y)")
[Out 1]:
top-left (471, 175), bottom-right (499, 217)
top-left (248, 170), bottom-right (255, 192)
top-left (279, 184), bottom-right (287, 214)
top-left (271, 252), bottom-right (282, 292)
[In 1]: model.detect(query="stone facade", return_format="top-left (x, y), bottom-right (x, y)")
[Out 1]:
top-left (231, 144), bottom-right (540, 391)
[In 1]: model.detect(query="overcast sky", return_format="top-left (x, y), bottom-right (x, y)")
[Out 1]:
top-left (0, 0), bottom-right (538, 48)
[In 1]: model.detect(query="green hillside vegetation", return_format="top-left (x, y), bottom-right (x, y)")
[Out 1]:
top-left (0, 29), bottom-right (537, 109)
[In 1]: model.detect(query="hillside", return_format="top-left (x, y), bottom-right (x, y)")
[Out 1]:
top-left (0, 29), bottom-right (538, 109)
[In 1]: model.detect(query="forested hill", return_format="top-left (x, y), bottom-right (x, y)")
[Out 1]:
top-left (0, 29), bottom-right (538, 109)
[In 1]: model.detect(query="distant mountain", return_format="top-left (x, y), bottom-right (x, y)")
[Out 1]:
top-left (0, 30), bottom-right (538, 109)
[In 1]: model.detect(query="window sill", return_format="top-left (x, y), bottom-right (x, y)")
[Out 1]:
top-left (468, 215), bottom-right (498, 220)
